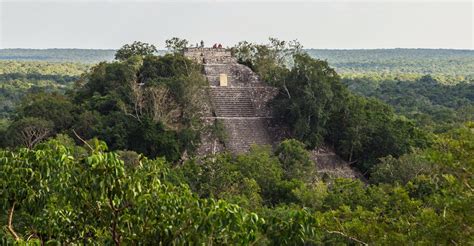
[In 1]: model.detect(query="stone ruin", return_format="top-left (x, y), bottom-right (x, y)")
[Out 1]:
top-left (184, 47), bottom-right (361, 179)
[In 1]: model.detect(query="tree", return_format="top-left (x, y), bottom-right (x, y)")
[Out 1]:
top-left (115, 41), bottom-right (157, 61)
top-left (71, 52), bottom-right (205, 161)
top-left (273, 53), bottom-right (346, 148)
top-left (275, 139), bottom-right (315, 181)
top-left (0, 140), bottom-right (265, 244)
top-left (165, 37), bottom-right (189, 53)
top-left (328, 94), bottom-right (430, 172)
top-left (17, 92), bottom-right (76, 132)
top-left (235, 145), bottom-right (299, 205)
top-left (370, 153), bottom-right (433, 184)
top-left (231, 37), bottom-right (302, 85)
top-left (0, 139), bottom-right (76, 242)
top-left (6, 117), bottom-right (53, 149)
top-left (178, 154), bottom-right (263, 210)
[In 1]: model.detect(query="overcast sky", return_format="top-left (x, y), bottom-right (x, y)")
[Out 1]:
top-left (0, 0), bottom-right (472, 49)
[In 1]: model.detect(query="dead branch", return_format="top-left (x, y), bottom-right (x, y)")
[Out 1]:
top-left (326, 230), bottom-right (368, 246)
top-left (72, 129), bottom-right (93, 151)
top-left (7, 201), bottom-right (20, 241)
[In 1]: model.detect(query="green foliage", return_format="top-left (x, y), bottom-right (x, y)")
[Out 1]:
top-left (328, 94), bottom-right (431, 172)
top-left (275, 139), bottom-right (314, 181)
top-left (5, 117), bottom-right (54, 148)
top-left (72, 50), bottom-right (205, 160)
top-left (272, 53), bottom-right (345, 147)
top-left (0, 124), bottom-right (472, 244)
top-left (210, 119), bottom-right (228, 142)
top-left (343, 75), bottom-right (474, 131)
top-left (165, 37), bottom-right (189, 53)
top-left (291, 181), bottom-right (328, 210)
top-left (371, 153), bottom-right (433, 185)
top-left (3, 48), bottom-right (472, 80)
top-left (231, 37), bottom-right (303, 83)
top-left (0, 61), bottom-right (88, 118)
top-left (4, 44), bottom-right (206, 162)
top-left (1, 42), bottom-right (473, 244)
top-left (0, 119), bottom-right (10, 148)
top-left (0, 140), bottom-right (265, 244)
top-left (236, 145), bottom-right (295, 205)
top-left (307, 48), bottom-right (474, 82)
top-left (179, 143), bottom-right (319, 208)
top-left (0, 60), bottom-right (89, 75)
top-left (114, 41), bottom-right (157, 61)
top-left (236, 39), bottom-right (429, 172)
top-left (16, 92), bottom-right (76, 131)
top-left (263, 207), bottom-right (321, 245)
top-left (0, 49), bottom-right (115, 63)
top-left (178, 153), bottom-right (264, 210)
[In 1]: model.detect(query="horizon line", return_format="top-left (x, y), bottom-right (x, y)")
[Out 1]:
top-left (1, 47), bottom-right (473, 51)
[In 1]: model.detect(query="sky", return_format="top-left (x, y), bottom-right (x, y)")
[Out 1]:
top-left (0, 0), bottom-right (472, 49)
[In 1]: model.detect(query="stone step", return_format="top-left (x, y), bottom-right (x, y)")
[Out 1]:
top-left (204, 64), bottom-right (260, 87)
top-left (209, 88), bottom-right (251, 92)
top-left (222, 118), bottom-right (273, 153)
top-left (210, 87), bottom-right (256, 117)
top-left (212, 105), bottom-right (253, 107)
top-left (212, 99), bottom-right (251, 102)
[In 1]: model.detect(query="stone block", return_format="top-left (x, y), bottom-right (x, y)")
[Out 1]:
top-left (219, 74), bottom-right (228, 86)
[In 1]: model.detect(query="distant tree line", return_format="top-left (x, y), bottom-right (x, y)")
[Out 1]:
top-left (307, 48), bottom-right (474, 82)
top-left (2, 47), bottom-right (472, 79)
top-left (343, 75), bottom-right (474, 131)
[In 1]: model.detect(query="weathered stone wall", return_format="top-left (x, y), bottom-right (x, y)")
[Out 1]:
top-left (204, 64), bottom-right (261, 87)
top-left (198, 87), bottom-right (214, 117)
top-left (210, 87), bottom-right (256, 117)
top-left (310, 147), bottom-right (365, 180)
top-left (248, 87), bottom-right (279, 117)
top-left (221, 118), bottom-right (272, 153)
top-left (195, 118), bottom-right (226, 156)
top-left (184, 48), bottom-right (236, 64)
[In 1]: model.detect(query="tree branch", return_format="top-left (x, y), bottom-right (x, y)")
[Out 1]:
top-left (72, 129), bottom-right (93, 151)
top-left (326, 230), bottom-right (368, 245)
top-left (7, 200), bottom-right (20, 241)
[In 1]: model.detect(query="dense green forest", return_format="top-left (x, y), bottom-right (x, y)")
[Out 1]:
top-left (0, 61), bottom-right (89, 118)
top-left (1, 48), bottom-right (472, 120)
top-left (3, 48), bottom-right (472, 80)
top-left (307, 48), bottom-right (474, 83)
top-left (343, 75), bottom-right (474, 131)
top-left (0, 49), bottom-right (116, 63)
top-left (1, 124), bottom-right (472, 244)
top-left (0, 41), bottom-right (473, 244)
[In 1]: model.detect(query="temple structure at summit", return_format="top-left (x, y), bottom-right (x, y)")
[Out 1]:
top-left (184, 47), bottom-right (361, 179)
top-left (184, 47), bottom-right (278, 154)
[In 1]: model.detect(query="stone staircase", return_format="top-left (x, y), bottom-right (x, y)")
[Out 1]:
top-left (221, 118), bottom-right (272, 153)
top-left (184, 47), bottom-right (274, 153)
top-left (210, 87), bottom-right (255, 117)
top-left (204, 64), bottom-right (260, 87)
top-left (209, 87), bottom-right (272, 153)
top-left (188, 47), bottom-right (363, 180)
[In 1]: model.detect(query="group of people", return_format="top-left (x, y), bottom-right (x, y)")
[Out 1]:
top-left (195, 41), bottom-right (223, 49)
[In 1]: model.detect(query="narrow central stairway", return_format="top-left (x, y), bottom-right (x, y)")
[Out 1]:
top-left (209, 87), bottom-right (272, 153)
top-left (210, 87), bottom-right (255, 117)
